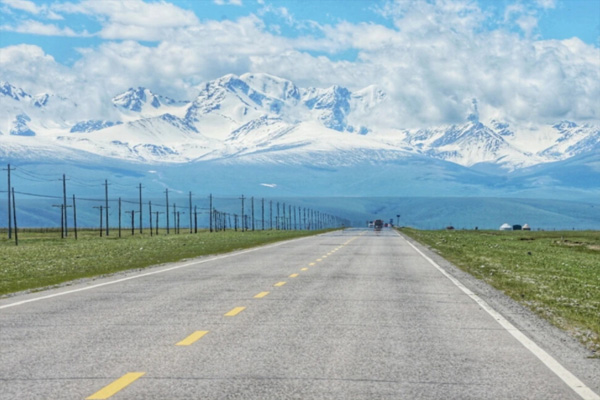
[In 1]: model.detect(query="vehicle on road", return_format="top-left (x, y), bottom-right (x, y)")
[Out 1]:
top-left (374, 219), bottom-right (383, 231)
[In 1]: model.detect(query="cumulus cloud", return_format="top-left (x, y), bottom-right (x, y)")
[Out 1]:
top-left (55, 0), bottom-right (199, 40)
top-left (1, 20), bottom-right (85, 36)
top-left (1, 0), bottom-right (598, 129)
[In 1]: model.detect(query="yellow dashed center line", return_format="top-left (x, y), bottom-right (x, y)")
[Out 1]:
top-left (274, 281), bottom-right (286, 287)
top-left (309, 262), bottom-right (316, 266)
top-left (316, 259), bottom-right (322, 262)
top-left (224, 306), bottom-right (246, 316)
top-left (254, 291), bottom-right (270, 298)
top-left (301, 268), bottom-right (308, 271)
top-left (289, 273), bottom-right (299, 278)
top-left (86, 372), bottom-right (145, 400)
top-left (176, 331), bottom-right (209, 346)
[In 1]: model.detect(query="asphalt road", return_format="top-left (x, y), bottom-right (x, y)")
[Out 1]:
top-left (1, 228), bottom-right (598, 399)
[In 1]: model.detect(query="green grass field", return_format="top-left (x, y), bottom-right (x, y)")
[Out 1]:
top-left (0, 228), bottom-right (331, 296)
top-left (401, 228), bottom-right (600, 355)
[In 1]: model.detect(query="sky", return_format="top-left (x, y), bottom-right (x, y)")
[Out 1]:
top-left (0, 0), bottom-right (599, 128)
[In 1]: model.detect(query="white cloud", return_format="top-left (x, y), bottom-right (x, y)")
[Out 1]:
top-left (1, 0), bottom-right (41, 14)
top-left (1, 20), bottom-right (85, 37)
top-left (2, 0), bottom-right (598, 129)
top-left (56, 0), bottom-right (199, 40)
top-left (214, 0), bottom-right (243, 5)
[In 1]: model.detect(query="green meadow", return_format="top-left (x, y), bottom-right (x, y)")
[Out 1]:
top-left (401, 228), bottom-right (600, 355)
top-left (0, 229), bottom-right (330, 296)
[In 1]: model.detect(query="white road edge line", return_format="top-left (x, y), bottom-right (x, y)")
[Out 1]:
top-left (0, 235), bottom-right (316, 310)
top-left (397, 231), bottom-right (600, 400)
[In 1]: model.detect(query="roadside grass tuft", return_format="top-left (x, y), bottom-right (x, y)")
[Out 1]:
top-left (0, 229), bottom-right (332, 296)
top-left (401, 228), bottom-right (600, 355)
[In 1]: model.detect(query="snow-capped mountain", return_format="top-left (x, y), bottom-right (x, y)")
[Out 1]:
top-left (0, 75), bottom-right (598, 170)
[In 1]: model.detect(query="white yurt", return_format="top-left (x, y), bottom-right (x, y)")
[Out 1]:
top-left (499, 223), bottom-right (512, 231)
top-left (523, 224), bottom-right (531, 231)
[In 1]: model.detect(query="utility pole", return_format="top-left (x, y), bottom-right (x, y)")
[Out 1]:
top-left (103, 180), bottom-right (110, 236)
top-left (4, 164), bottom-right (15, 239)
top-left (270, 200), bottom-right (273, 230)
top-left (209, 194), bottom-right (213, 232)
top-left (240, 195), bottom-right (245, 232)
top-left (173, 203), bottom-right (177, 233)
top-left (138, 183), bottom-right (143, 234)
top-left (165, 188), bottom-right (170, 234)
top-left (194, 205), bottom-right (198, 233)
top-left (11, 187), bottom-right (18, 246)
top-left (189, 192), bottom-right (193, 234)
top-left (261, 198), bottom-right (265, 231)
top-left (126, 210), bottom-right (138, 235)
top-left (251, 196), bottom-right (255, 231)
top-left (283, 203), bottom-right (286, 230)
top-left (72, 195), bottom-right (78, 240)
top-left (62, 174), bottom-right (69, 236)
top-left (149, 201), bottom-right (153, 237)
top-left (118, 197), bottom-right (122, 238)
top-left (154, 211), bottom-right (164, 235)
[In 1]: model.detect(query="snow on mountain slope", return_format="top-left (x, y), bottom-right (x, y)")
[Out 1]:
top-left (56, 113), bottom-right (218, 163)
top-left (1, 74), bottom-right (599, 170)
top-left (0, 81), bottom-right (78, 136)
top-left (112, 87), bottom-right (189, 120)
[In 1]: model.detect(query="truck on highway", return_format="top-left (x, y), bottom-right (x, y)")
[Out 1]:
top-left (374, 219), bottom-right (384, 231)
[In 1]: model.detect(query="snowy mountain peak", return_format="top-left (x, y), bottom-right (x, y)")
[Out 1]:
top-left (0, 81), bottom-right (31, 102)
top-left (240, 73), bottom-right (301, 102)
top-left (112, 87), bottom-right (188, 114)
top-left (2, 73), bottom-right (599, 170)
top-left (553, 120), bottom-right (578, 130)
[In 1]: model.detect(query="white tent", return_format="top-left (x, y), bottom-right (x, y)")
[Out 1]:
top-left (499, 223), bottom-right (512, 231)
top-left (523, 224), bottom-right (531, 231)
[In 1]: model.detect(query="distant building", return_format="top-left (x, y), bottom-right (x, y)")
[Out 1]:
top-left (499, 223), bottom-right (512, 231)
top-left (523, 224), bottom-right (531, 231)
top-left (513, 224), bottom-right (522, 230)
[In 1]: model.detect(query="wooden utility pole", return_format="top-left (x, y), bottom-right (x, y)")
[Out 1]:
top-left (118, 197), bottom-right (122, 238)
top-left (154, 211), bottom-right (164, 235)
top-left (12, 187), bottom-right (18, 246)
top-left (149, 201), bottom-right (153, 237)
top-left (172, 203), bottom-right (177, 233)
top-left (194, 205), bottom-right (198, 233)
top-left (251, 196), bottom-right (255, 231)
top-left (4, 164), bottom-right (15, 239)
top-left (165, 188), bottom-right (170, 234)
top-left (72, 195), bottom-right (78, 240)
top-left (103, 180), bottom-right (109, 236)
top-left (125, 210), bottom-right (138, 235)
top-left (138, 183), bottom-right (143, 234)
top-left (209, 194), bottom-right (213, 232)
top-left (189, 192), bottom-right (193, 234)
top-left (240, 195), bottom-right (245, 232)
top-left (261, 198), bottom-right (265, 231)
top-left (62, 174), bottom-right (69, 236)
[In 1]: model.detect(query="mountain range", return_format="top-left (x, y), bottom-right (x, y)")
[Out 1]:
top-left (1, 73), bottom-right (598, 170)
top-left (1, 74), bottom-right (599, 229)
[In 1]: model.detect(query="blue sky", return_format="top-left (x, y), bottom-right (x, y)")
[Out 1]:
top-left (1, 0), bottom-right (598, 65)
top-left (1, 0), bottom-right (599, 127)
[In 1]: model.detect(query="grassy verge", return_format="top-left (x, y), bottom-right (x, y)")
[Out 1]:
top-left (0, 228), bottom-right (333, 296)
top-left (400, 228), bottom-right (600, 355)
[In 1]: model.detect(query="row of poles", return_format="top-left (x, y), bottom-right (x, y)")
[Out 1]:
top-left (3, 164), bottom-right (349, 245)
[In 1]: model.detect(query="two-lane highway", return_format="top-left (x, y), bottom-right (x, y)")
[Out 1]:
top-left (1, 228), bottom-right (598, 399)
